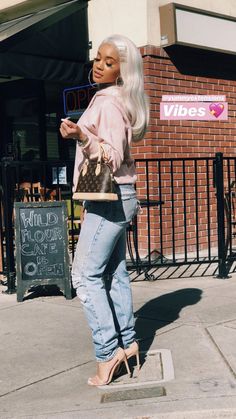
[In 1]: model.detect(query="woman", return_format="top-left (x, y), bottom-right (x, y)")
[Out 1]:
top-left (60, 34), bottom-right (149, 386)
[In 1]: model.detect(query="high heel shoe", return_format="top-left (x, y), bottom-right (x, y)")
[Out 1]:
top-left (125, 341), bottom-right (140, 371)
top-left (87, 347), bottom-right (130, 386)
top-left (114, 341), bottom-right (140, 377)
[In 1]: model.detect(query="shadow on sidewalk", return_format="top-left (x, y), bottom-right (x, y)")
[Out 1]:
top-left (22, 284), bottom-right (76, 301)
top-left (134, 288), bottom-right (202, 353)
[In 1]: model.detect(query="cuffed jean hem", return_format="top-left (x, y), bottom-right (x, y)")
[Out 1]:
top-left (95, 346), bottom-right (120, 363)
top-left (123, 339), bottom-right (137, 350)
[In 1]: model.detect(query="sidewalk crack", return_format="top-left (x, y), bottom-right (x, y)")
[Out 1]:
top-left (205, 327), bottom-right (236, 379)
top-left (0, 360), bottom-right (92, 399)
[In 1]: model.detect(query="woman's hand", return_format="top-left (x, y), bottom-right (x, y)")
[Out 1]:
top-left (60, 118), bottom-right (87, 142)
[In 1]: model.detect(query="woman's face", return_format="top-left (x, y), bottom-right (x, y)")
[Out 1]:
top-left (92, 43), bottom-right (120, 84)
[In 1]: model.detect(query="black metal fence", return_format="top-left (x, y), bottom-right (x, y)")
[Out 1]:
top-left (0, 153), bottom-right (234, 293)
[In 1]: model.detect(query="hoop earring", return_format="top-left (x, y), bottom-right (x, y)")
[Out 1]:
top-left (88, 68), bottom-right (97, 87)
top-left (116, 76), bottom-right (123, 86)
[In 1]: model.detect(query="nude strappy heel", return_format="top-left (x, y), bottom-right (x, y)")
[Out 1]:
top-left (114, 341), bottom-right (140, 377)
top-left (87, 347), bottom-right (130, 386)
top-left (125, 341), bottom-right (140, 371)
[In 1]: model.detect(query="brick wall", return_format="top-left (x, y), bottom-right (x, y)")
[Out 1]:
top-left (137, 45), bottom-right (236, 159)
top-left (131, 46), bottom-right (236, 259)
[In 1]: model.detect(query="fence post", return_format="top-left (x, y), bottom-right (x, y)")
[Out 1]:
top-left (1, 161), bottom-right (16, 293)
top-left (215, 152), bottom-right (228, 278)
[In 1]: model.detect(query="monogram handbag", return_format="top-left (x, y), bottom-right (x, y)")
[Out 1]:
top-left (73, 143), bottom-right (118, 201)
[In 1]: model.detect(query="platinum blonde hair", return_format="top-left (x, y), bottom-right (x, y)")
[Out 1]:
top-left (100, 34), bottom-right (149, 142)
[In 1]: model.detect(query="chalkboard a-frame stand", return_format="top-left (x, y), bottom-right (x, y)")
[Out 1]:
top-left (14, 201), bottom-right (72, 302)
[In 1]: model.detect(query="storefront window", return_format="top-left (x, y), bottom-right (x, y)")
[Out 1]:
top-left (46, 113), bottom-right (60, 160)
top-left (6, 95), bottom-right (41, 161)
top-left (12, 116), bottom-right (40, 161)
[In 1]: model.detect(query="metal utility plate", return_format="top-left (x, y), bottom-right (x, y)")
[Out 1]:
top-left (98, 349), bottom-right (174, 390)
top-left (101, 385), bottom-right (166, 403)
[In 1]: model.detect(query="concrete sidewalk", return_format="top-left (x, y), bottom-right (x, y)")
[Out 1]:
top-left (0, 271), bottom-right (236, 419)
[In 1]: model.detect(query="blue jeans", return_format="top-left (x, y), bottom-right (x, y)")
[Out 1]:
top-left (72, 184), bottom-right (138, 362)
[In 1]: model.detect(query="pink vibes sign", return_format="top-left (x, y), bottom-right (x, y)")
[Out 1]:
top-left (160, 97), bottom-right (228, 121)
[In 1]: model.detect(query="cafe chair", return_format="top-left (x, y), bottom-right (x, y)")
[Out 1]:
top-left (16, 182), bottom-right (43, 202)
top-left (65, 199), bottom-right (82, 250)
top-left (42, 187), bottom-right (61, 201)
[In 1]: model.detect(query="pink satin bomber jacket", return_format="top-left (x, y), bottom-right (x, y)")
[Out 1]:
top-left (73, 86), bottom-right (137, 191)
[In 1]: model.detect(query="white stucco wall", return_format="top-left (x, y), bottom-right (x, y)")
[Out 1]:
top-left (88, 0), bottom-right (148, 58)
top-left (0, 0), bottom-right (27, 9)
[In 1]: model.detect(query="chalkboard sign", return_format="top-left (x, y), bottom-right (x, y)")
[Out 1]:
top-left (14, 201), bottom-right (72, 302)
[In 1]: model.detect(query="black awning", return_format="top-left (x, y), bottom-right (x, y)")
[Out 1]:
top-left (0, 0), bottom-right (89, 83)
top-left (164, 44), bottom-right (236, 82)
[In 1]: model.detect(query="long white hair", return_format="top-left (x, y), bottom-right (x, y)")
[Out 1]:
top-left (100, 34), bottom-right (149, 142)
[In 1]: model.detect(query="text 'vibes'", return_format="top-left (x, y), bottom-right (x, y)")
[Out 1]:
top-left (160, 102), bottom-right (228, 120)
